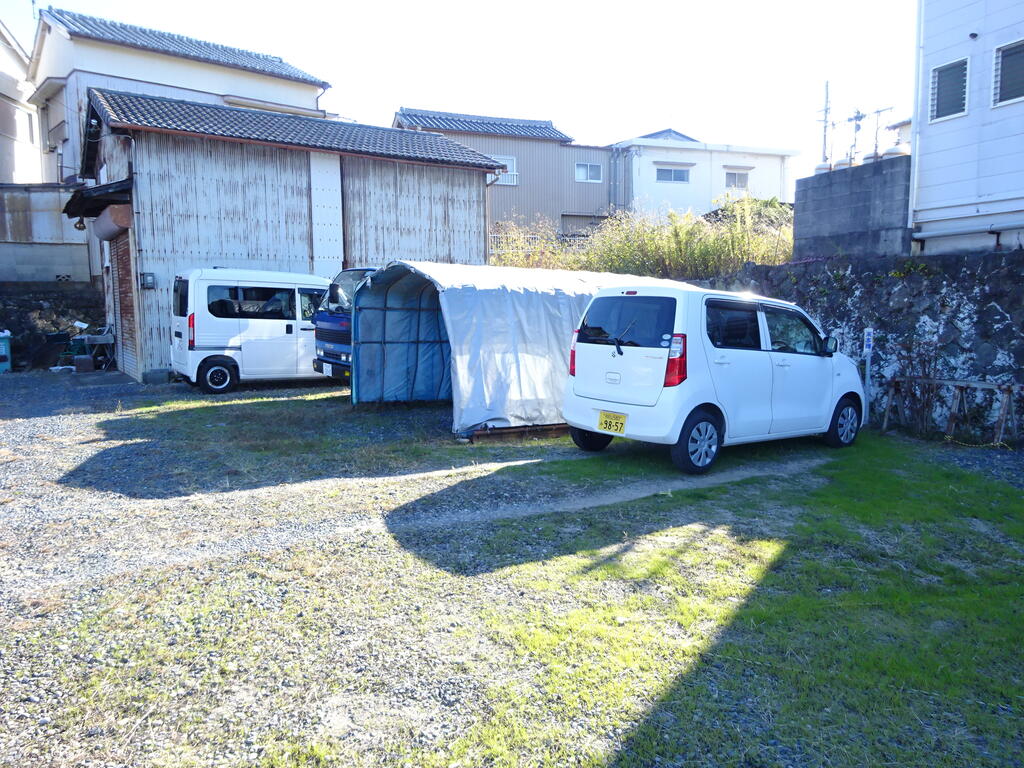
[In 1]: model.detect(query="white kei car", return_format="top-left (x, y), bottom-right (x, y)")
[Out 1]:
top-left (562, 283), bottom-right (865, 473)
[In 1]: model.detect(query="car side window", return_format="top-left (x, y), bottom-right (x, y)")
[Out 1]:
top-left (299, 288), bottom-right (325, 321)
top-left (237, 286), bottom-right (295, 320)
top-left (207, 285), bottom-right (239, 318)
top-left (705, 300), bottom-right (761, 350)
top-left (763, 307), bottom-right (822, 355)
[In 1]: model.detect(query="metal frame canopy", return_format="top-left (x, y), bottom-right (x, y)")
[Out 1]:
top-left (351, 260), bottom-right (677, 434)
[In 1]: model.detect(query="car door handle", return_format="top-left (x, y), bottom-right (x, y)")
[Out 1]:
top-left (300, 326), bottom-right (314, 331)
top-left (776, 360), bottom-right (791, 368)
top-left (713, 357), bottom-right (731, 365)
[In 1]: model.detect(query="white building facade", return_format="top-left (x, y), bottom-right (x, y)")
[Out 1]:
top-left (26, 8), bottom-right (329, 185)
top-left (0, 20), bottom-right (40, 183)
top-left (909, 0), bottom-right (1024, 253)
top-left (612, 129), bottom-right (797, 217)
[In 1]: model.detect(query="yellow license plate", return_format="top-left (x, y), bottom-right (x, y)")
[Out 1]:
top-left (598, 410), bottom-right (627, 434)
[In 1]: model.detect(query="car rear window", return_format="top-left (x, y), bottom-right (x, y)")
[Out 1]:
top-left (578, 296), bottom-right (676, 349)
top-left (172, 278), bottom-right (188, 317)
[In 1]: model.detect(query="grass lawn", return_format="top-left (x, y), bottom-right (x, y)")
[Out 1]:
top-left (404, 434), bottom-right (1023, 767)
top-left (6, 387), bottom-right (1022, 767)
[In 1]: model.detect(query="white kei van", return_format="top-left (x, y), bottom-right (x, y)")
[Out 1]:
top-left (562, 283), bottom-right (865, 473)
top-left (171, 268), bottom-right (330, 393)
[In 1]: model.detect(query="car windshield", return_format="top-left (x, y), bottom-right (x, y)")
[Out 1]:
top-left (325, 269), bottom-right (374, 313)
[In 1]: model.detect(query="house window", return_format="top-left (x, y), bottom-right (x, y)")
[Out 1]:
top-left (575, 162), bottom-right (602, 183)
top-left (491, 155), bottom-right (518, 185)
top-left (725, 171), bottom-right (749, 189)
top-left (930, 59), bottom-right (968, 120)
top-left (994, 40), bottom-right (1024, 105)
top-left (656, 168), bottom-right (690, 183)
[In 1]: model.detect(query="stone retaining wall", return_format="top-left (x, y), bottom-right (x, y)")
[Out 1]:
top-left (708, 251), bottom-right (1024, 415)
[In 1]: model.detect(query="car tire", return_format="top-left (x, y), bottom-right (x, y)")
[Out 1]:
top-left (824, 397), bottom-right (861, 448)
top-left (197, 359), bottom-right (238, 394)
top-left (569, 426), bottom-right (614, 452)
top-left (670, 409), bottom-right (722, 474)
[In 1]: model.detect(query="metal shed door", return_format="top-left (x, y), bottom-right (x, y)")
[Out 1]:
top-left (110, 232), bottom-right (138, 379)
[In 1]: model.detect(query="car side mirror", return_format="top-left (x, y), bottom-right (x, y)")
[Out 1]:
top-left (328, 283), bottom-right (341, 306)
top-left (823, 336), bottom-right (838, 355)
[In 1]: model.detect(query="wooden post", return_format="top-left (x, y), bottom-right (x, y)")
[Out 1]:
top-left (994, 387), bottom-right (1011, 445)
top-left (882, 379), bottom-right (897, 431)
top-left (945, 386), bottom-right (965, 437)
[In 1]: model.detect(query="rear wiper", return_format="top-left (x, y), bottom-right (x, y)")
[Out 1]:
top-left (612, 318), bottom-right (637, 356)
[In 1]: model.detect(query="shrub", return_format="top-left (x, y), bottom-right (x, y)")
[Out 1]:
top-left (490, 197), bottom-right (793, 280)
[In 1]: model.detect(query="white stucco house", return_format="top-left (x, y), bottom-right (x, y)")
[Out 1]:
top-left (26, 7), bottom-right (331, 186)
top-left (2, 7), bottom-right (334, 287)
top-left (0, 19), bottom-right (40, 184)
top-left (611, 129), bottom-right (798, 217)
top-left (909, 0), bottom-right (1024, 253)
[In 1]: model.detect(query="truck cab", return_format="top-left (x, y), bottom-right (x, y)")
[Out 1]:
top-left (312, 268), bottom-right (374, 383)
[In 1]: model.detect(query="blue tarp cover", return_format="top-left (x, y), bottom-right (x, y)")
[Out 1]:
top-left (352, 260), bottom-right (675, 433)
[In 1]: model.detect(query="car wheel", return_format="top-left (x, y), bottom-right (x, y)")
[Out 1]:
top-left (569, 426), bottom-right (614, 452)
top-left (197, 359), bottom-right (238, 394)
top-left (670, 409), bottom-right (722, 474)
top-left (824, 398), bottom-right (860, 448)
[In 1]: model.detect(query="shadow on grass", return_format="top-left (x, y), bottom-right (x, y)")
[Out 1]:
top-left (395, 434), bottom-right (1024, 766)
top-left (603, 437), bottom-right (1024, 766)
top-left (0, 370), bottom-right (341, 419)
top-left (385, 433), bottom-right (829, 576)
top-left (57, 390), bottom-right (580, 498)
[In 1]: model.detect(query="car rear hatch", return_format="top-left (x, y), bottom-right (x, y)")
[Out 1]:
top-left (572, 294), bottom-right (678, 407)
top-left (171, 275), bottom-right (189, 370)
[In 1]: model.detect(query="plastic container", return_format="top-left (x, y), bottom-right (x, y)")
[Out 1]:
top-left (0, 330), bottom-right (11, 374)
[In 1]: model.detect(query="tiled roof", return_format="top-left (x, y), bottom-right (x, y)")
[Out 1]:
top-left (88, 89), bottom-right (504, 170)
top-left (640, 128), bottom-right (700, 142)
top-left (395, 108), bottom-right (572, 142)
top-left (46, 7), bottom-right (329, 88)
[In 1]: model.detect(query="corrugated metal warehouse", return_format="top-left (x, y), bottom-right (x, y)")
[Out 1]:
top-left (66, 88), bottom-right (502, 382)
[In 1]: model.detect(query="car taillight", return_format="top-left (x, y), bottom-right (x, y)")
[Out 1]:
top-left (569, 329), bottom-right (578, 376)
top-left (187, 313), bottom-right (195, 350)
top-left (664, 333), bottom-right (686, 386)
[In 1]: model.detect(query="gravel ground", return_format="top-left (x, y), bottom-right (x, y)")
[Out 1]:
top-left (1, 371), bottom-right (1016, 767)
top-left (928, 442), bottom-right (1024, 488)
top-left (0, 372), bottom-right (816, 767)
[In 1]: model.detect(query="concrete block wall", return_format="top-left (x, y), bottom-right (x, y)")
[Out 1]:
top-left (0, 183), bottom-right (91, 282)
top-left (794, 156), bottom-right (912, 260)
top-left (3, 242), bottom-right (91, 281)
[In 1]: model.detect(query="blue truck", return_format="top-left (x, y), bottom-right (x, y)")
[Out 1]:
top-left (312, 267), bottom-right (375, 383)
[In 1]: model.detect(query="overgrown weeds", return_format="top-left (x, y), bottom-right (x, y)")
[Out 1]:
top-left (490, 198), bottom-right (793, 280)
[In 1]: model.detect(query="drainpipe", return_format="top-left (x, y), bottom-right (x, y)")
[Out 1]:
top-left (608, 148), bottom-right (618, 211)
top-left (912, 221), bottom-right (1024, 240)
top-left (907, 0), bottom-right (925, 231)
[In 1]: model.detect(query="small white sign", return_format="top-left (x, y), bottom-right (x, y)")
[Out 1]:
top-left (863, 327), bottom-right (874, 353)
top-left (324, 363), bottom-right (333, 378)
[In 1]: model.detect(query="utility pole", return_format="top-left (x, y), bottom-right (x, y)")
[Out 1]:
top-left (847, 109), bottom-right (867, 160)
top-left (872, 106), bottom-right (894, 155)
top-left (818, 82), bottom-right (831, 163)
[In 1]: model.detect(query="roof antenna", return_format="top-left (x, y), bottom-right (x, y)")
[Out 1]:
top-left (846, 108), bottom-right (867, 160)
top-left (818, 81), bottom-right (831, 163)
top-left (871, 106), bottom-right (894, 156)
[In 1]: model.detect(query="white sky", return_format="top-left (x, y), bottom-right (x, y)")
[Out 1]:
top-left (1, 0), bottom-right (918, 185)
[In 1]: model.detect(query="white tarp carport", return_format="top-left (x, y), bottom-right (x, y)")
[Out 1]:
top-left (351, 260), bottom-right (673, 434)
